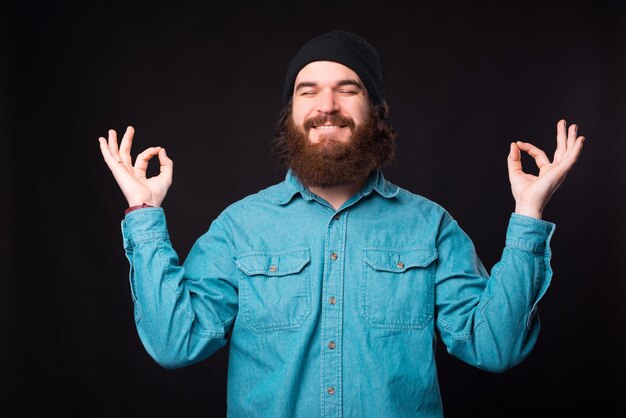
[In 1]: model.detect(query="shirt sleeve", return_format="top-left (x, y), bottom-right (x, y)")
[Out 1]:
top-left (121, 207), bottom-right (239, 369)
top-left (434, 212), bottom-right (555, 372)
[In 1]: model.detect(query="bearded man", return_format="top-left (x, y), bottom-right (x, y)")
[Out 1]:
top-left (98, 30), bottom-right (585, 417)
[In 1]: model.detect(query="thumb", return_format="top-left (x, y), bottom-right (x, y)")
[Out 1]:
top-left (507, 142), bottom-right (522, 174)
top-left (157, 148), bottom-right (174, 186)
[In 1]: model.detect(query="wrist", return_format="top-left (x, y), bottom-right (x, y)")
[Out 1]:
top-left (125, 203), bottom-right (155, 215)
top-left (514, 204), bottom-right (543, 220)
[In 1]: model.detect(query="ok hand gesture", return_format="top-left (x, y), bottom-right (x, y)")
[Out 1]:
top-left (507, 119), bottom-right (586, 219)
top-left (98, 126), bottom-right (173, 208)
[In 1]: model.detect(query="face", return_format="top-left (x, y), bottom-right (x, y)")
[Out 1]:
top-left (291, 61), bottom-right (370, 144)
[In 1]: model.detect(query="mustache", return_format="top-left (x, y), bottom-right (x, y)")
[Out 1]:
top-left (303, 114), bottom-right (356, 133)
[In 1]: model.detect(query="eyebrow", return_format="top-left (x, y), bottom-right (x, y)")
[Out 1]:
top-left (295, 79), bottom-right (364, 92)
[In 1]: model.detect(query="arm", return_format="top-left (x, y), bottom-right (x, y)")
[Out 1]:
top-left (435, 120), bottom-right (585, 371)
top-left (99, 127), bottom-right (237, 368)
top-left (435, 212), bottom-right (554, 372)
top-left (122, 208), bottom-right (238, 369)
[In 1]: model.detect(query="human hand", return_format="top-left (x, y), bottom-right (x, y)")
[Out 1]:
top-left (98, 126), bottom-right (173, 207)
top-left (507, 119), bottom-right (585, 219)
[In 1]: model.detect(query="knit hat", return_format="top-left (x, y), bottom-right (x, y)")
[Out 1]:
top-left (282, 30), bottom-right (385, 106)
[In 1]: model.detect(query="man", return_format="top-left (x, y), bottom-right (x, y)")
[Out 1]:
top-left (98, 30), bottom-right (585, 417)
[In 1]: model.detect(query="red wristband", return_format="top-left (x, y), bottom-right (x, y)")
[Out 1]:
top-left (124, 203), bottom-right (155, 215)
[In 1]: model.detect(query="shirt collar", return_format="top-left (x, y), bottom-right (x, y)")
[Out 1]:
top-left (273, 169), bottom-right (399, 205)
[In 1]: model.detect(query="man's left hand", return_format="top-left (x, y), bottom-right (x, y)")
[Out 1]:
top-left (507, 119), bottom-right (586, 219)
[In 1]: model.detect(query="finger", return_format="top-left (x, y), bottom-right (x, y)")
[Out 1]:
top-left (554, 119), bottom-right (567, 161)
top-left (133, 146), bottom-right (162, 176)
top-left (566, 123), bottom-right (578, 151)
top-left (107, 129), bottom-right (121, 161)
top-left (118, 126), bottom-right (135, 165)
top-left (99, 137), bottom-right (118, 168)
top-left (99, 136), bottom-right (136, 184)
top-left (516, 141), bottom-right (551, 169)
top-left (562, 135), bottom-right (586, 168)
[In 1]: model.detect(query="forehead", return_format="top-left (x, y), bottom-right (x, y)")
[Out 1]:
top-left (294, 61), bottom-right (362, 85)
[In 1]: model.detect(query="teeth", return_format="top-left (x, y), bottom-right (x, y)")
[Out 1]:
top-left (317, 125), bottom-right (341, 129)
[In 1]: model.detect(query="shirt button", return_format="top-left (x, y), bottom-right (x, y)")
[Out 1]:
top-left (333, 214), bottom-right (340, 221)
top-left (327, 387), bottom-right (335, 395)
top-left (330, 252), bottom-right (338, 260)
top-left (396, 261), bottom-right (404, 269)
top-left (269, 265), bottom-right (277, 272)
top-left (329, 297), bottom-right (337, 305)
top-left (328, 341), bottom-right (336, 350)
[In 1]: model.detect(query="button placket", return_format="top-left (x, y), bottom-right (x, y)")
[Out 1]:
top-left (322, 209), bottom-right (345, 416)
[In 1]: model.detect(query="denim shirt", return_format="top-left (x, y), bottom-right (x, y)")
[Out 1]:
top-left (121, 169), bottom-right (555, 418)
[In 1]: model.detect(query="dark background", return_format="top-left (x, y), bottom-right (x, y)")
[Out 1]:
top-left (2, 1), bottom-right (625, 417)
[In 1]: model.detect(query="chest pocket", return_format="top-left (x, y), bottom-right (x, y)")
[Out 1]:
top-left (235, 247), bottom-right (312, 333)
top-left (361, 247), bottom-right (437, 330)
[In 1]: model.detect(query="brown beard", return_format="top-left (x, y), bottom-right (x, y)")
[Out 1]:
top-left (283, 110), bottom-right (390, 187)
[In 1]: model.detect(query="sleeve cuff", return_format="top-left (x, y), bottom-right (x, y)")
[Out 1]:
top-left (121, 207), bottom-right (169, 247)
top-left (505, 213), bottom-right (556, 255)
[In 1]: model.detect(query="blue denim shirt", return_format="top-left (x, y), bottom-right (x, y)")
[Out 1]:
top-left (121, 169), bottom-right (555, 418)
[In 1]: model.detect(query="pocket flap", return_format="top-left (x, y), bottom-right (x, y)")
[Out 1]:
top-left (363, 247), bottom-right (437, 272)
top-left (235, 247), bottom-right (311, 276)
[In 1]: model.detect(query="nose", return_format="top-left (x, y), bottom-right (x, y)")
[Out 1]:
top-left (316, 89), bottom-right (339, 114)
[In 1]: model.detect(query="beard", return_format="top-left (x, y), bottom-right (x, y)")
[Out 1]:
top-left (283, 111), bottom-right (388, 188)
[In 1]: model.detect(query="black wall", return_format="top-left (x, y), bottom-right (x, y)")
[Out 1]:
top-left (2, 1), bottom-right (624, 417)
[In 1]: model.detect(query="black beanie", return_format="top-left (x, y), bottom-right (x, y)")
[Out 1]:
top-left (283, 30), bottom-right (385, 106)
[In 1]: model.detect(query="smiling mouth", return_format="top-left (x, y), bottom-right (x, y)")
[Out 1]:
top-left (304, 115), bottom-right (354, 133)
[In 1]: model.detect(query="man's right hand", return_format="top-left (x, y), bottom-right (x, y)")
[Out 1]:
top-left (98, 126), bottom-right (173, 208)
